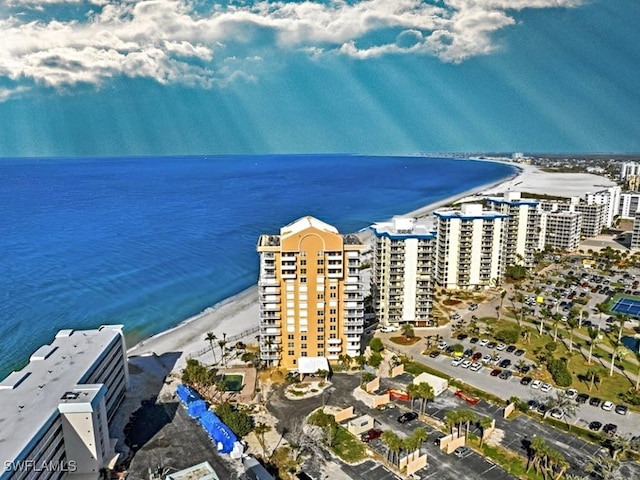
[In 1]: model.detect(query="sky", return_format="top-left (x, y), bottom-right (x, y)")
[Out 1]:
top-left (0, 0), bottom-right (638, 157)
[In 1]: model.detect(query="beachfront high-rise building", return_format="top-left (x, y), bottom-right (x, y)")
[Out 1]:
top-left (433, 204), bottom-right (508, 290)
top-left (542, 211), bottom-right (582, 251)
top-left (370, 217), bottom-right (436, 328)
top-left (538, 198), bottom-right (605, 238)
top-left (631, 212), bottom-right (640, 251)
top-left (0, 326), bottom-right (128, 480)
top-left (620, 162), bottom-right (640, 180)
top-left (485, 192), bottom-right (542, 267)
top-left (256, 216), bottom-right (366, 370)
top-left (618, 191), bottom-right (640, 219)
top-left (585, 186), bottom-right (621, 227)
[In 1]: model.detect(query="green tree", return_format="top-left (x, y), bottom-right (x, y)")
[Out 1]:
top-left (417, 382), bottom-right (435, 412)
top-left (478, 416), bottom-right (493, 447)
top-left (566, 316), bottom-right (579, 353)
top-left (215, 403), bottom-right (253, 437)
top-left (369, 337), bottom-right (385, 353)
top-left (587, 327), bottom-right (599, 365)
top-left (406, 383), bottom-right (421, 412)
top-left (381, 430), bottom-right (402, 466)
top-left (610, 345), bottom-right (630, 377)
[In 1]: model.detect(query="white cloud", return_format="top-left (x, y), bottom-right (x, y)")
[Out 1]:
top-left (0, 0), bottom-right (585, 100)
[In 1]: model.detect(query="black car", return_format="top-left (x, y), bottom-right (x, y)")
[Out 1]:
top-left (576, 393), bottom-right (589, 404)
top-left (429, 350), bottom-right (441, 358)
top-left (603, 423), bottom-right (618, 435)
top-left (296, 473), bottom-right (314, 480)
top-left (528, 399), bottom-right (539, 410)
top-left (615, 404), bottom-right (628, 415)
top-left (490, 369), bottom-right (501, 377)
top-left (469, 337), bottom-right (479, 344)
top-left (499, 359), bottom-right (511, 368)
top-left (589, 421), bottom-right (602, 431)
top-left (537, 404), bottom-right (548, 415)
top-left (520, 376), bottom-right (533, 386)
top-left (514, 349), bottom-right (525, 356)
top-left (433, 434), bottom-right (446, 446)
top-left (499, 370), bottom-right (512, 380)
top-left (463, 349), bottom-right (473, 358)
top-left (506, 345), bottom-right (516, 353)
top-left (520, 365), bottom-right (531, 374)
top-left (397, 412), bottom-right (418, 424)
top-left (487, 342), bottom-right (497, 349)
top-left (589, 397), bottom-right (602, 407)
top-left (457, 333), bottom-right (468, 341)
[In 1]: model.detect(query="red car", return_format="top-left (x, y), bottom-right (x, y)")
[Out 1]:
top-left (472, 352), bottom-right (482, 361)
top-left (361, 428), bottom-right (383, 443)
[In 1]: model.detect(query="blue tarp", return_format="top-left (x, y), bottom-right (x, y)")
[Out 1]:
top-left (199, 411), bottom-right (237, 454)
top-left (188, 399), bottom-right (207, 418)
top-left (176, 384), bottom-right (201, 405)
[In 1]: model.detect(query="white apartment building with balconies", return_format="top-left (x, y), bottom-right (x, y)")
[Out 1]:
top-left (0, 326), bottom-right (128, 480)
top-left (433, 204), bottom-right (508, 290)
top-left (485, 191), bottom-right (542, 267)
top-left (585, 186), bottom-right (621, 227)
top-left (542, 211), bottom-right (582, 251)
top-left (370, 217), bottom-right (436, 328)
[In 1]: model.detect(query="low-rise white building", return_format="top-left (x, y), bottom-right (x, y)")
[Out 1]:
top-left (412, 372), bottom-right (448, 397)
top-left (0, 326), bottom-right (128, 480)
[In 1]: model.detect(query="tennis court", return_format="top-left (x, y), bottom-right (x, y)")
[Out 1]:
top-left (611, 296), bottom-right (640, 317)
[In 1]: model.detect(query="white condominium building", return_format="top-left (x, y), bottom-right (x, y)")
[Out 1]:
top-left (620, 162), bottom-right (640, 180)
top-left (539, 198), bottom-right (605, 238)
top-left (371, 217), bottom-right (435, 328)
top-left (632, 211), bottom-right (640, 251)
top-left (618, 192), bottom-right (640, 219)
top-left (585, 186), bottom-right (621, 227)
top-left (0, 326), bottom-right (128, 480)
top-left (434, 204), bottom-right (507, 290)
top-left (485, 191), bottom-right (541, 267)
top-left (257, 216), bottom-right (366, 370)
top-left (543, 211), bottom-right (582, 251)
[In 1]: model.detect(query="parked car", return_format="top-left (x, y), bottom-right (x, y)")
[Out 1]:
top-left (603, 423), bottom-right (618, 436)
top-left (457, 333), bottom-right (468, 340)
top-left (438, 341), bottom-right (448, 350)
top-left (490, 369), bottom-right (502, 377)
top-left (496, 343), bottom-right (507, 351)
top-left (461, 360), bottom-right (472, 369)
top-left (520, 376), bottom-right (533, 386)
top-left (564, 389), bottom-right (578, 400)
top-left (433, 434), bottom-right (446, 446)
top-left (429, 350), bottom-right (441, 358)
top-left (514, 349), bottom-right (525, 357)
top-left (615, 404), bottom-right (628, 415)
top-left (472, 352), bottom-right (483, 361)
top-left (550, 409), bottom-right (564, 419)
top-left (470, 362), bottom-right (482, 372)
top-left (540, 383), bottom-right (553, 393)
top-left (361, 429), bottom-right (383, 443)
top-left (528, 399), bottom-right (539, 410)
top-left (453, 446), bottom-right (470, 458)
top-left (397, 412), bottom-right (418, 424)
top-left (479, 339), bottom-right (489, 347)
top-left (531, 379), bottom-right (542, 389)
top-left (576, 393), bottom-right (589, 404)
top-left (602, 401), bottom-right (614, 412)
top-left (506, 345), bottom-right (516, 353)
top-left (469, 337), bottom-right (479, 344)
top-left (499, 370), bottom-right (512, 380)
top-left (380, 325), bottom-right (400, 333)
top-left (451, 357), bottom-right (464, 367)
top-left (487, 342), bottom-right (497, 349)
top-left (481, 354), bottom-right (492, 363)
top-left (499, 359), bottom-right (511, 369)
top-left (463, 349), bottom-right (473, 358)
top-left (589, 421), bottom-right (602, 431)
top-left (589, 397), bottom-right (602, 407)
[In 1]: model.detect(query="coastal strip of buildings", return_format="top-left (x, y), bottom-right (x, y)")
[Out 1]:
top-left (0, 326), bottom-right (128, 480)
top-left (256, 187), bottom-right (636, 368)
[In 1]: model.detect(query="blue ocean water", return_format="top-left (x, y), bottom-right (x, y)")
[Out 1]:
top-left (0, 155), bottom-right (515, 378)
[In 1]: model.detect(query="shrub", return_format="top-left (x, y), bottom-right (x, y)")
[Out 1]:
top-left (452, 343), bottom-right (464, 353)
top-left (214, 403), bottom-right (253, 437)
top-left (544, 342), bottom-right (558, 353)
top-left (369, 352), bottom-right (383, 368)
top-left (547, 358), bottom-right (572, 387)
top-left (495, 327), bottom-right (521, 344)
top-left (369, 337), bottom-right (384, 353)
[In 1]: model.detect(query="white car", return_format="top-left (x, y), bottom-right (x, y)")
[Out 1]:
top-left (438, 341), bottom-right (449, 350)
top-left (470, 362), bottom-right (482, 372)
top-left (564, 388), bottom-right (578, 400)
top-left (602, 401), bottom-right (614, 411)
top-left (461, 360), bottom-right (472, 369)
top-left (380, 325), bottom-right (400, 333)
top-left (490, 356), bottom-right (502, 365)
top-left (451, 357), bottom-right (464, 367)
top-left (479, 339), bottom-right (489, 347)
top-left (481, 354), bottom-right (492, 363)
top-left (540, 383), bottom-right (553, 393)
top-left (496, 343), bottom-right (506, 351)
top-left (550, 409), bottom-right (564, 420)
top-left (531, 379), bottom-right (542, 389)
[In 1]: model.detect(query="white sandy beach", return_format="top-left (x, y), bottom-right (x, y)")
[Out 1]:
top-left (125, 160), bottom-right (617, 374)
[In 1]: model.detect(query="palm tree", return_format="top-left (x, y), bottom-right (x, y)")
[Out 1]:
top-left (478, 416), bottom-right (493, 447)
top-left (587, 327), bottom-right (599, 365)
top-left (527, 436), bottom-right (547, 473)
top-left (406, 383), bottom-right (420, 412)
top-left (381, 431), bottom-right (402, 466)
top-left (401, 323), bottom-right (415, 339)
top-left (610, 434), bottom-right (632, 460)
top-left (412, 427), bottom-right (428, 448)
top-left (615, 314), bottom-right (626, 341)
top-left (417, 382), bottom-right (434, 412)
top-left (444, 410), bottom-right (460, 437)
top-left (458, 409), bottom-right (477, 440)
top-left (610, 344), bottom-right (630, 377)
top-left (218, 333), bottom-right (228, 367)
top-left (354, 354), bottom-right (366, 383)
top-left (253, 422), bottom-right (272, 457)
top-left (567, 316), bottom-right (579, 353)
top-left (205, 332), bottom-right (218, 364)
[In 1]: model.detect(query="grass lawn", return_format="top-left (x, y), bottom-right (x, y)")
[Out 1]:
top-left (467, 436), bottom-right (544, 480)
top-left (331, 426), bottom-right (366, 463)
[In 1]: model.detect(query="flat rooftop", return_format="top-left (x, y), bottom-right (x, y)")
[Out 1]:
top-left (166, 461), bottom-right (221, 480)
top-left (0, 326), bottom-right (123, 464)
top-left (371, 216), bottom-right (436, 239)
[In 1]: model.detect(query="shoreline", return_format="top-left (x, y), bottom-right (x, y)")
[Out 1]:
top-left (125, 159), bottom-right (615, 372)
